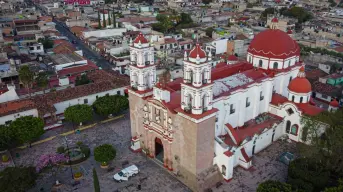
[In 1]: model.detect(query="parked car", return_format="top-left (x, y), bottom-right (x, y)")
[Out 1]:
top-left (113, 165), bottom-right (139, 182)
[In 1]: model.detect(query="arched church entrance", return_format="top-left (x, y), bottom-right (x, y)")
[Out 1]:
top-left (155, 138), bottom-right (164, 163)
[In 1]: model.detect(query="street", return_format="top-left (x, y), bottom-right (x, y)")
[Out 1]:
top-left (54, 20), bottom-right (113, 70)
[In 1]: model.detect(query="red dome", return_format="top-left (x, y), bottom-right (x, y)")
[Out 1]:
top-left (271, 17), bottom-right (278, 23)
top-left (189, 43), bottom-right (206, 59)
top-left (133, 32), bottom-right (148, 44)
top-left (248, 29), bottom-right (300, 59)
top-left (288, 66), bottom-right (312, 93)
top-left (228, 55), bottom-right (238, 61)
top-left (330, 99), bottom-right (339, 107)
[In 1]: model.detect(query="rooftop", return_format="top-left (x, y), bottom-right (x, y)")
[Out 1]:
top-left (0, 99), bottom-right (36, 117)
top-left (50, 53), bottom-right (85, 65)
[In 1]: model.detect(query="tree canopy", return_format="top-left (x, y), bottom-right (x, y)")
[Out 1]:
top-left (257, 180), bottom-right (292, 192)
top-left (261, 6), bottom-right (313, 23)
top-left (64, 104), bottom-right (93, 124)
top-left (205, 27), bottom-right (214, 38)
top-left (38, 38), bottom-right (53, 49)
top-left (19, 65), bottom-right (34, 96)
top-left (92, 95), bottom-right (129, 116)
top-left (202, 0), bottom-right (212, 4)
top-left (94, 144), bottom-right (116, 163)
top-left (0, 167), bottom-right (38, 192)
top-left (75, 74), bottom-right (90, 86)
top-left (0, 124), bottom-right (15, 150)
top-left (152, 14), bottom-right (173, 33)
top-left (35, 72), bottom-right (49, 92)
top-left (10, 116), bottom-right (44, 146)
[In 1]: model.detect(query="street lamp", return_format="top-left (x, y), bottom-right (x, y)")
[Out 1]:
top-left (64, 136), bottom-right (74, 179)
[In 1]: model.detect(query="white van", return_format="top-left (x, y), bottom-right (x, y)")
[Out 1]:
top-left (113, 165), bottom-right (139, 182)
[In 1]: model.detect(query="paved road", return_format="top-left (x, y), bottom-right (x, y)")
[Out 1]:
top-left (53, 20), bottom-right (113, 70)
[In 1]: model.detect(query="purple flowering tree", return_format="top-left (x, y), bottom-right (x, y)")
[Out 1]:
top-left (36, 154), bottom-right (67, 185)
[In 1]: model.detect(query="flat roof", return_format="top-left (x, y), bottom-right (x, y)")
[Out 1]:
top-left (50, 53), bottom-right (85, 65)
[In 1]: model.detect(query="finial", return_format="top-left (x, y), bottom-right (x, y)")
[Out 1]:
top-left (184, 51), bottom-right (187, 60)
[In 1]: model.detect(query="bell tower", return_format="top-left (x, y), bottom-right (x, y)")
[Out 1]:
top-left (129, 32), bottom-right (156, 92)
top-left (181, 44), bottom-right (214, 115)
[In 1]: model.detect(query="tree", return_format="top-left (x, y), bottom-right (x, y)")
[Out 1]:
top-left (98, 11), bottom-right (101, 29)
top-left (260, 8), bottom-right (275, 19)
top-left (102, 10), bottom-right (106, 28)
top-left (93, 95), bottom-right (129, 117)
top-left (0, 124), bottom-right (15, 150)
top-left (35, 72), bottom-right (49, 93)
top-left (18, 65), bottom-right (34, 97)
top-left (227, 20), bottom-right (232, 27)
top-left (152, 14), bottom-right (173, 33)
top-left (10, 116), bottom-right (44, 147)
top-left (325, 179), bottom-right (343, 192)
top-left (205, 27), bottom-right (214, 38)
top-left (108, 10), bottom-right (111, 26)
top-left (75, 74), bottom-right (90, 86)
top-left (93, 168), bottom-right (100, 192)
top-left (64, 104), bottom-right (93, 126)
top-left (94, 144), bottom-right (116, 166)
top-left (288, 158), bottom-right (330, 192)
top-left (38, 38), bottom-right (53, 49)
top-left (257, 180), bottom-right (292, 192)
top-left (202, 0), bottom-right (212, 4)
top-left (0, 167), bottom-right (38, 192)
top-left (179, 13), bottom-right (193, 24)
top-left (36, 154), bottom-right (67, 172)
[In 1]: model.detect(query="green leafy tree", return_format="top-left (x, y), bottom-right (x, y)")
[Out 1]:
top-left (93, 95), bottom-right (129, 117)
top-left (324, 179), bottom-right (343, 192)
top-left (152, 14), bottom-right (173, 33)
top-left (257, 180), bottom-right (292, 192)
top-left (93, 168), bottom-right (100, 192)
top-left (98, 11), bottom-right (101, 29)
top-left (179, 13), bottom-right (193, 24)
top-left (260, 7), bottom-right (275, 19)
top-left (288, 158), bottom-right (330, 192)
top-left (0, 125), bottom-right (15, 150)
top-left (102, 10), bottom-right (107, 28)
top-left (38, 38), bottom-right (53, 49)
top-left (202, 0), bottom-right (212, 4)
top-left (75, 74), bottom-right (90, 86)
top-left (10, 116), bottom-right (44, 147)
top-left (0, 167), bottom-right (38, 192)
top-left (205, 27), bottom-right (214, 38)
top-left (64, 104), bottom-right (93, 126)
top-left (19, 65), bottom-right (34, 97)
top-left (94, 144), bottom-right (116, 166)
top-left (35, 72), bottom-right (49, 93)
top-left (108, 10), bottom-right (111, 26)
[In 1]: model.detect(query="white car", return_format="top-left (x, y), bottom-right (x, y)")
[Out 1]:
top-left (113, 165), bottom-right (139, 182)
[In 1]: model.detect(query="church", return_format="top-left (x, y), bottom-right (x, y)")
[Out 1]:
top-left (127, 19), bottom-right (336, 191)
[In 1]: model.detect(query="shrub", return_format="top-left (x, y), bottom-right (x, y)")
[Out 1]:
top-left (76, 141), bottom-right (83, 147)
top-left (257, 180), bottom-right (292, 192)
top-left (80, 146), bottom-right (90, 157)
top-left (94, 144), bottom-right (116, 165)
top-left (2, 155), bottom-right (9, 162)
top-left (74, 172), bottom-right (82, 178)
top-left (56, 146), bottom-right (65, 154)
top-left (93, 168), bottom-right (100, 192)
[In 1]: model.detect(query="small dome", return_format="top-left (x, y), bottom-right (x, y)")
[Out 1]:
top-left (189, 43), bottom-right (206, 59)
top-left (329, 99), bottom-right (339, 107)
top-left (288, 66), bottom-right (312, 93)
top-left (133, 32), bottom-right (148, 44)
top-left (271, 17), bottom-right (278, 23)
top-left (228, 55), bottom-right (238, 61)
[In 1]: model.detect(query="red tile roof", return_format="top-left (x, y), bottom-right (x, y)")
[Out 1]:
top-left (53, 42), bottom-right (76, 54)
top-left (133, 32), bottom-right (148, 44)
top-left (0, 99), bottom-right (36, 116)
top-left (270, 93), bottom-right (324, 116)
top-left (189, 43), bottom-right (206, 59)
top-left (312, 81), bottom-right (342, 96)
top-left (57, 62), bottom-right (98, 77)
top-left (288, 66), bottom-right (312, 93)
top-left (329, 99), bottom-right (339, 107)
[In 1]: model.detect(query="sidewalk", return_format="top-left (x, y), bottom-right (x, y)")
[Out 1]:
top-left (18, 114), bottom-right (125, 149)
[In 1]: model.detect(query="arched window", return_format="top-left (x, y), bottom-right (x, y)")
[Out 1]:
top-left (291, 124), bottom-right (298, 135)
top-left (292, 95), bottom-right (295, 102)
top-left (202, 94), bottom-right (209, 111)
top-left (289, 76), bottom-right (292, 82)
top-left (286, 120), bottom-right (291, 133)
top-left (288, 60), bottom-right (291, 67)
top-left (300, 97), bottom-right (303, 103)
top-left (202, 70), bottom-right (207, 84)
top-left (273, 62), bottom-right (278, 69)
top-left (259, 60), bottom-right (263, 67)
top-left (221, 165), bottom-right (226, 176)
top-left (144, 53), bottom-right (149, 64)
top-left (249, 56), bottom-right (252, 63)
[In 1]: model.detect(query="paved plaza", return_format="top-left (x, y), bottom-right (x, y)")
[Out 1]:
top-left (12, 115), bottom-right (190, 192)
top-left (10, 114), bottom-right (295, 192)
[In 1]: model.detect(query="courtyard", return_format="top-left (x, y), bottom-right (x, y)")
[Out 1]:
top-left (8, 114), bottom-right (295, 192)
top-left (11, 115), bottom-right (190, 192)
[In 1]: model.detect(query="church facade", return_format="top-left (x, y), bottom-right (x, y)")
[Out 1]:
top-left (128, 20), bottom-right (333, 191)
